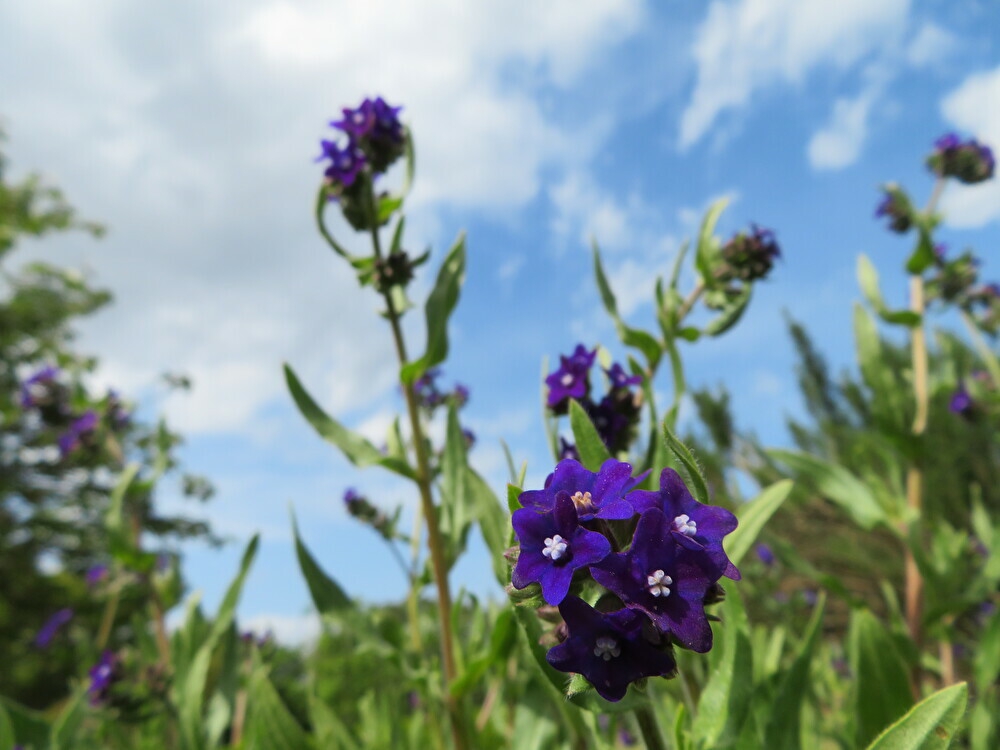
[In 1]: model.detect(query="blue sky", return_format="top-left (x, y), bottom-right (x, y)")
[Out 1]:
top-left (2, 0), bottom-right (999, 643)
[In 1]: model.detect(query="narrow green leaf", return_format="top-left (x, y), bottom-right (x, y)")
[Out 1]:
top-left (105, 462), bottom-right (140, 534)
top-left (244, 667), bottom-right (311, 750)
top-left (662, 421), bottom-right (710, 505)
top-left (767, 449), bottom-right (887, 531)
top-left (284, 363), bottom-right (416, 480)
top-left (0, 703), bottom-right (15, 750)
top-left (569, 399), bottom-right (611, 470)
top-left (850, 608), bottom-right (914, 747)
top-left (467, 467), bottom-right (510, 585)
top-left (593, 239), bottom-right (621, 318)
top-left (178, 536), bottom-right (259, 750)
top-left (593, 241), bottom-right (663, 367)
top-left (866, 683), bottom-right (968, 750)
top-left (291, 510), bottom-right (353, 617)
top-left (695, 198), bottom-right (729, 285)
top-left (703, 285), bottom-right (752, 337)
top-left (0, 698), bottom-right (49, 750)
top-left (858, 254), bottom-right (921, 327)
top-left (763, 595), bottom-right (826, 750)
top-left (439, 404), bottom-right (472, 568)
top-left (310, 695), bottom-right (359, 749)
top-left (727, 480), bottom-right (793, 567)
top-left (400, 232), bottom-right (466, 384)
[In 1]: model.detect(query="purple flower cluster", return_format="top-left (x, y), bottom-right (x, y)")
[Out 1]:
top-left (20, 365), bottom-right (61, 409)
top-left (875, 187), bottom-right (914, 234)
top-left (57, 410), bottom-right (98, 457)
top-left (511, 459), bottom-right (739, 701)
top-left (317, 96), bottom-right (406, 192)
top-left (545, 346), bottom-right (642, 454)
top-left (718, 224), bottom-right (781, 282)
top-left (412, 367), bottom-right (470, 413)
top-left (342, 487), bottom-right (394, 539)
top-left (927, 133), bottom-right (995, 185)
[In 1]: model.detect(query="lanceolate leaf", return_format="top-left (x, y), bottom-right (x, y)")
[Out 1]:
top-left (695, 198), bottom-right (729, 286)
top-left (866, 682), bottom-right (968, 750)
top-left (569, 399), bottom-right (611, 470)
top-left (593, 242), bottom-right (662, 367)
top-left (662, 421), bottom-right (710, 506)
top-left (850, 609), bottom-right (914, 748)
top-left (244, 667), bottom-right (311, 750)
top-left (400, 232), bottom-right (466, 384)
top-left (727, 480), bottom-right (793, 567)
top-left (284, 363), bottom-right (417, 480)
top-left (291, 510), bottom-right (353, 617)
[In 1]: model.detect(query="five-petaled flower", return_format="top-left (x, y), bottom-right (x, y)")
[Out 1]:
top-left (591, 508), bottom-right (725, 652)
top-left (546, 596), bottom-right (677, 702)
top-left (519, 458), bottom-right (647, 523)
top-left (545, 344), bottom-right (596, 412)
top-left (511, 491), bottom-right (612, 605)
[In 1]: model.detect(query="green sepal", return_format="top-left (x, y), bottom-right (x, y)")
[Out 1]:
top-left (400, 232), bottom-right (466, 384)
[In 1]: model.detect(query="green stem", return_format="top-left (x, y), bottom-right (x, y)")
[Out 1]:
top-left (634, 704), bottom-right (669, 750)
top-left (364, 185), bottom-right (467, 750)
top-left (675, 280), bottom-right (704, 323)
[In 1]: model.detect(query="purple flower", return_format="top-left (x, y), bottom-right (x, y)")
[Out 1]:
top-left (928, 133), bottom-right (995, 184)
top-left (545, 597), bottom-right (677, 702)
top-left (591, 509), bottom-right (724, 652)
top-left (316, 138), bottom-right (366, 189)
top-left (35, 608), bottom-right (73, 647)
top-left (627, 468), bottom-right (741, 580)
top-left (875, 188), bottom-right (913, 233)
top-left (85, 564), bottom-right (109, 588)
top-left (755, 543), bottom-right (775, 567)
top-left (87, 650), bottom-right (118, 705)
top-left (545, 345), bottom-right (596, 412)
top-left (343, 488), bottom-right (362, 506)
top-left (461, 428), bottom-right (476, 449)
top-left (719, 224), bottom-right (781, 282)
top-left (20, 365), bottom-right (60, 409)
top-left (606, 363), bottom-right (642, 390)
top-left (413, 367), bottom-right (444, 409)
top-left (586, 395), bottom-right (633, 454)
top-left (57, 410), bottom-right (99, 457)
top-left (511, 491), bottom-right (612, 605)
top-left (949, 383), bottom-right (974, 417)
top-left (519, 458), bottom-right (647, 522)
top-left (332, 97), bottom-right (405, 173)
top-left (453, 383), bottom-right (470, 407)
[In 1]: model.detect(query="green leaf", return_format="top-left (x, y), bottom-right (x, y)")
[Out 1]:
top-left (244, 667), bottom-right (311, 750)
top-left (906, 228), bottom-right (937, 275)
top-left (450, 609), bottom-right (517, 697)
top-left (291, 510), bottom-right (353, 617)
top-left (0, 698), bottom-right (49, 750)
top-left (105, 462), bottom-right (140, 534)
top-left (0, 703), bottom-right (15, 750)
top-left (569, 399), bottom-right (611, 470)
top-left (866, 683), bottom-right (968, 750)
top-left (593, 242), bottom-right (662, 367)
top-left (763, 595), bottom-right (826, 750)
top-left (695, 198), bottom-right (729, 286)
top-left (284, 363), bottom-right (417, 480)
top-left (727, 480), bottom-right (793, 567)
top-left (467, 467), bottom-right (510, 585)
top-left (439, 404), bottom-right (473, 568)
top-left (850, 608), bottom-right (914, 747)
top-left (178, 535), bottom-right (259, 750)
top-left (662, 421), bottom-right (710, 506)
top-left (691, 584), bottom-right (754, 747)
top-left (50, 688), bottom-right (87, 750)
top-left (309, 695), bottom-right (359, 749)
top-left (376, 194), bottom-right (403, 224)
top-left (703, 285), bottom-right (752, 337)
top-left (400, 232), bottom-right (466, 384)
top-left (858, 254), bottom-right (921, 327)
top-left (767, 449), bottom-right (887, 531)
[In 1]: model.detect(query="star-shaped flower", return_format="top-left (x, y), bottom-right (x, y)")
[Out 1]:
top-left (511, 492), bottom-right (612, 605)
top-left (591, 508), bottom-right (724, 652)
top-left (546, 596), bottom-right (676, 702)
top-left (627, 467), bottom-right (740, 580)
top-left (545, 344), bottom-right (596, 411)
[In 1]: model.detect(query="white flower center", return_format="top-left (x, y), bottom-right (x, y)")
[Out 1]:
top-left (560, 372), bottom-right (574, 386)
top-left (673, 514), bottom-right (697, 536)
top-left (570, 491), bottom-right (594, 511)
top-left (542, 535), bottom-right (568, 561)
top-left (647, 569), bottom-right (673, 597)
top-left (593, 636), bottom-right (620, 661)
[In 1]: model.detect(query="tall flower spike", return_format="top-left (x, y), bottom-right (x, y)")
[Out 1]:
top-left (591, 508), bottom-right (725, 652)
top-left (546, 596), bottom-right (677, 702)
top-left (511, 491), bottom-right (612, 605)
top-left (628, 467), bottom-right (740, 580)
top-left (518, 458), bottom-right (648, 522)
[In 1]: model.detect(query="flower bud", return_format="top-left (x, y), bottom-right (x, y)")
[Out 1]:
top-left (718, 224), bottom-right (781, 282)
top-left (875, 185), bottom-right (915, 234)
top-left (927, 133), bottom-right (995, 185)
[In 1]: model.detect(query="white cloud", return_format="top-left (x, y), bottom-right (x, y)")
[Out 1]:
top-left (807, 68), bottom-right (890, 170)
top-left (680, 0), bottom-right (910, 148)
top-left (0, 0), bottom-right (645, 438)
top-left (242, 612), bottom-right (321, 648)
top-left (939, 64), bottom-right (1000, 228)
top-left (905, 23), bottom-right (956, 69)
